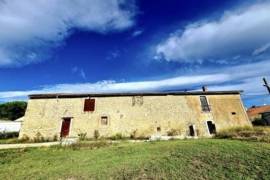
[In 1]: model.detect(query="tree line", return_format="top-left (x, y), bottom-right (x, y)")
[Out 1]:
top-left (0, 101), bottom-right (27, 121)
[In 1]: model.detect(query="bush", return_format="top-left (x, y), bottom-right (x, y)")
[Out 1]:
top-left (20, 134), bottom-right (30, 142)
top-left (130, 130), bottom-right (137, 139)
top-left (78, 132), bottom-right (87, 141)
top-left (252, 118), bottom-right (267, 126)
top-left (94, 130), bottom-right (100, 139)
top-left (33, 132), bottom-right (42, 142)
top-left (32, 132), bottom-right (50, 143)
top-left (53, 134), bottom-right (58, 141)
top-left (110, 133), bottom-right (124, 140)
top-left (0, 131), bottom-right (19, 139)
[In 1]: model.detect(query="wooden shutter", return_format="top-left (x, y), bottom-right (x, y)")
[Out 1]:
top-left (84, 99), bottom-right (95, 112)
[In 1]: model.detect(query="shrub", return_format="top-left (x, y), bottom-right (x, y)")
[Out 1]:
top-left (130, 130), bottom-right (137, 139)
top-left (110, 133), bottom-right (124, 140)
top-left (78, 132), bottom-right (87, 141)
top-left (252, 118), bottom-right (267, 126)
top-left (32, 132), bottom-right (50, 143)
top-left (0, 131), bottom-right (19, 139)
top-left (53, 134), bottom-right (58, 141)
top-left (33, 132), bottom-right (42, 142)
top-left (20, 134), bottom-right (30, 142)
top-left (167, 129), bottom-right (181, 136)
top-left (94, 130), bottom-right (100, 140)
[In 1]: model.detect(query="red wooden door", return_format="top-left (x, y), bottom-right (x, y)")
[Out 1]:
top-left (60, 118), bottom-right (71, 137)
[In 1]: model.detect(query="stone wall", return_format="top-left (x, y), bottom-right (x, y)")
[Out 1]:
top-left (19, 94), bottom-right (251, 139)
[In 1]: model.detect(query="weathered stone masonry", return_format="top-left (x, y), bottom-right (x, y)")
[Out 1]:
top-left (19, 91), bottom-right (251, 139)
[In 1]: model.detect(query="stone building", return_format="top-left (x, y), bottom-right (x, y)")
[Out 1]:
top-left (19, 91), bottom-right (251, 140)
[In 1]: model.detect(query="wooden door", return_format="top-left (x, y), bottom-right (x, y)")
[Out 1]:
top-left (60, 118), bottom-right (71, 137)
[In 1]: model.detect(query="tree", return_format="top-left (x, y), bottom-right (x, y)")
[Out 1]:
top-left (0, 101), bottom-right (27, 120)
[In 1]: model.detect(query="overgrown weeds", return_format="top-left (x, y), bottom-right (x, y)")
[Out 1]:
top-left (216, 126), bottom-right (270, 143)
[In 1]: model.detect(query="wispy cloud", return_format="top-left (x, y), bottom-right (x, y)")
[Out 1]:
top-left (0, 0), bottom-right (136, 67)
top-left (106, 49), bottom-right (120, 60)
top-left (131, 29), bottom-right (144, 37)
top-left (156, 2), bottom-right (270, 63)
top-left (72, 66), bottom-right (87, 80)
top-left (1, 59), bottom-right (270, 104)
top-left (253, 43), bottom-right (270, 56)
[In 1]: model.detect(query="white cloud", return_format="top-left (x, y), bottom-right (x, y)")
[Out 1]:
top-left (80, 69), bottom-right (86, 80)
top-left (1, 59), bottom-right (270, 102)
top-left (0, 0), bottom-right (136, 67)
top-left (253, 43), bottom-right (270, 56)
top-left (156, 2), bottom-right (270, 63)
top-left (0, 74), bottom-right (229, 101)
top-left (72, 66), bottom-right (87, 80)
top-left (131, 29), bottom-right (143, 37)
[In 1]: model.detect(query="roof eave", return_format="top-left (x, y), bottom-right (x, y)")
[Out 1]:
top-left (28, 90), bottom-right (243, 99)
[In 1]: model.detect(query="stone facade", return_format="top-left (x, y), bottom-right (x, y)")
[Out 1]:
top-left (19, 92), bottom-right (251, 140)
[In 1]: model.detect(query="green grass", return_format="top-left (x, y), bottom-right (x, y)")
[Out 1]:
top-left (0, 139), bottom-right (270, 179)
top-left (0, 138), bottom-right (22, 144)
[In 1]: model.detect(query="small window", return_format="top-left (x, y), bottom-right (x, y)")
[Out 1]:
top-left (200, 96), bottom-right (210, 112)
top-left (84, 99), bottom-right (95, 112)
top-left (231, 112), bottom-right (236, 115)
top-left (157, 127), bottom-right (161, 132)
top-left (101, 116), bottom-right (108, 125)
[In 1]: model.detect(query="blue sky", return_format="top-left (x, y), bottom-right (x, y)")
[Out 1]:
top-left (0, 0), bottom-right (270, 107)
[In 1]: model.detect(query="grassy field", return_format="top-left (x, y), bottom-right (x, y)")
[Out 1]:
top-left (0, 139), bottom-right (270, 180)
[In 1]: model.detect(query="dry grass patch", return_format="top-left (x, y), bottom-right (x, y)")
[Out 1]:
top-left (216, 126), bottom-right (270, 142)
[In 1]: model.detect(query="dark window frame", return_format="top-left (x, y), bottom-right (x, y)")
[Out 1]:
top-left (200, 96), bottom-right (211, 112)
top-left (101, 116), bottom-right (108, 125)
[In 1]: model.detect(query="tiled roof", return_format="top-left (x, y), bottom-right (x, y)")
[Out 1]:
top-left (247, 105), bottom-right (270, 117)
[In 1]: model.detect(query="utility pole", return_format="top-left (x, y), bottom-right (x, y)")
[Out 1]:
top-left (263, 77), bottom-right (270, 94)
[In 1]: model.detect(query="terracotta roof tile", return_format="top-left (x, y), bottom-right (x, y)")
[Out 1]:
top-left (247, 105), bottom-right (270, 117)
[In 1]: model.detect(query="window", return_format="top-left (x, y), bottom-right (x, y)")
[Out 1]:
top-left (231, 112), bottom-right (236, 115)
top-left (207, 121), bottom-right (216, 134)
top-left (101, 116), bottom-right (108, 125)
top-left (84, 99), bottom-right (95, 112)
top-left (200, 96), bottom-right (210, 112)
top-left (157, 127), bottom-right (161, 132)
